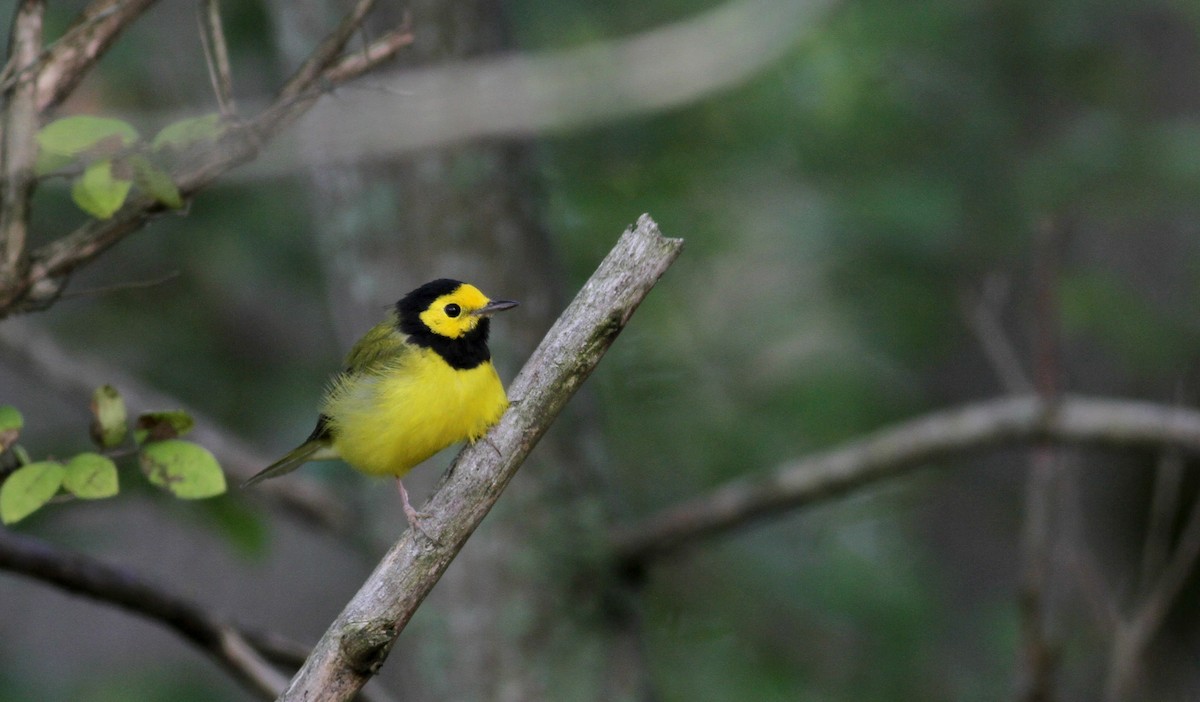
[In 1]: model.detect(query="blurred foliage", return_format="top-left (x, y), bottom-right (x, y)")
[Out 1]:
top-left (5, 0), bottom-right (1200, 699)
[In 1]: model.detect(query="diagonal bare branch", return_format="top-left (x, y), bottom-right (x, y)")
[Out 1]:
top-left (35, 0), bottom-right (159, 112)
top-left (277, 215), bottom-right (683, 701)
top-left (322, 20), bottom-right (413, 86)
top-left (958, 276), bottom-right (1033, 395)
top-left (276, 0), bottom-right (376, 105)
top-left (0, 529), bottom-right (291, 699)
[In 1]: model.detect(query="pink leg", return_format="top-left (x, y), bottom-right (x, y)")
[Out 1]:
top-left (396, 478), bottom-right (428, 532)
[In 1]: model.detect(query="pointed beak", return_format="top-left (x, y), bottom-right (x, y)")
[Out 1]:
top-left (474, 299), bottom-right (519, 316)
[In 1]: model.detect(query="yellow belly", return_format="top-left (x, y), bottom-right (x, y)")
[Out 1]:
top-left (323, 348), bottom-right (508, 477)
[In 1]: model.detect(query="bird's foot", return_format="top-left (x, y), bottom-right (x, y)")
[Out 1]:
top-left (397, 478), bottom-right (439, 544)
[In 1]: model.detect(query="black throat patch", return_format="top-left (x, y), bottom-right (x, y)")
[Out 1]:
top-left (395, 279), bottom-right (493, 371)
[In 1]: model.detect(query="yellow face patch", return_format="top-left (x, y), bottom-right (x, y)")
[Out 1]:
top-left (418, 283), bottom-right (492, 339)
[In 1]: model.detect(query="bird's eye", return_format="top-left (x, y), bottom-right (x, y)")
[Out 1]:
top-left (444, 303), bottom-right (461, 318)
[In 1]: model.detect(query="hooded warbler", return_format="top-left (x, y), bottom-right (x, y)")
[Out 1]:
top-left (243, 279), bottom-right (518, 524)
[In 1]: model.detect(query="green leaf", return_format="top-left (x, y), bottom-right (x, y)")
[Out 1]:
top-left (0, 405), bottom-right (22, 451)
top-left (63, 453), bottom-right (119, 499)
top-left (134, 411), bottom-right (195, 444)
top-left (0, 406), bottom-right (23, 431)
top-left (71, 159), bottom-right (133, 219)
top-left (1, 461), bottom-right (64, 524)
top-left (152, 113), bottom-right (221, 152)
top-left (140, 440), bottom-right (226, 499)
top-left (128, 154), bottom-right (183, 209)
top-left (89, 385), bottom-right (128, 449)
top-left (37, 115), bottom-right (139, 158)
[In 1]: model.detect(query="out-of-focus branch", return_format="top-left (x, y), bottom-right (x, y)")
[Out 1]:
top-left (34, 0), bottom-right (159, 112)
top-left (0, 529), bottom-right (291, 699)
top-left (322, 20), bottom-right (413, 85)
top-left (198, 0), bottom-right (237, 118)
top-left (1017, 218), bottom-right (1064, 702)
top-left (0, 0), bottom-right (43, 297)
top-left (1138, 449), bottom-right (1184, 596)
top-left (957, 276), bottom-right (1033, 394)
top-left (277, 215), bottom-right (683, 701)
top-left (22, 0), bottom-right (831, 181)
top-left (257, 0), bottom-right (834, 171)
top-left (0, 318), bottom-right (352, 534)
top-left (0, 2), bottom-right (413, 317)
top-left (610, 395), bottom-right (1200, 565)
top-left (274, 0), bottom-right (376, 106)
top-left (1104, 462), bottom-right (1200, 701)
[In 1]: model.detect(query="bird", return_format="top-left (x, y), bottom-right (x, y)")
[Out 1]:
top-left (243, 278), bottom-right (518, 528)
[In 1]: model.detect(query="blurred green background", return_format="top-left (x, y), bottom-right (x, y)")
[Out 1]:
top-left (3, 0), bottom-right (1200, 700)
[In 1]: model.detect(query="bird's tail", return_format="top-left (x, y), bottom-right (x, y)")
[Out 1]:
top-left (241, 441), bottom-right (326, 488)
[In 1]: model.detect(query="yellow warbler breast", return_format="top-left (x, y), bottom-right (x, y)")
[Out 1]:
top-left (324, 347), bottom-right (508, 477)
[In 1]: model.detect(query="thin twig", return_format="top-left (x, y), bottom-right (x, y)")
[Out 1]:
top-left (56, 269), bottom-right (180, 299)
top-left (1105, 482), bottom-right (1200, 701)
top-left (275, 0), bottom-right (376, 105)
top-left (958, 275), bottom-right (1033, 394)
top-left (322, 18), bottom-right (413, 85)
top-left (277, 215), bottom-right (684, 701)
top-left (198, 0), bottom-right (237, 118)
top-left (0, 2), bottom-right (139, 95)
top-left (1017, 217), bottom-right (1064, 702)
top-left (34, 0), bottom-right (159, 112)
top-left (1138, 449), bottom-right (1185, 595)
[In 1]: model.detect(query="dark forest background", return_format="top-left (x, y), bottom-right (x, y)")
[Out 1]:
top-left (4, 0), bottom-right (1200, 700)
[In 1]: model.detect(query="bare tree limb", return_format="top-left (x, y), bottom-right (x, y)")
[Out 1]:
top-left (610, 395), bottom-right (1200, 565)
top-left (0, 0), bottom-right (43, 296)
top-left (0, 529), bottom-right (293, 699)
top-left (276, 215), bottom-right (683, 701)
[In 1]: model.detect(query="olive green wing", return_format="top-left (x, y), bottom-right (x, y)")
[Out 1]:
top-left (242, 316), bottom-right (417, 489)
top-left (341, 315), bottom-right (414, 376)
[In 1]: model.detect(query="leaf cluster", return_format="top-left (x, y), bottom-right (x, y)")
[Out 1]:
top-left (35, 114), bottom-right (222, 219)
top-left (0, 385), bottom-right (226, 525)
